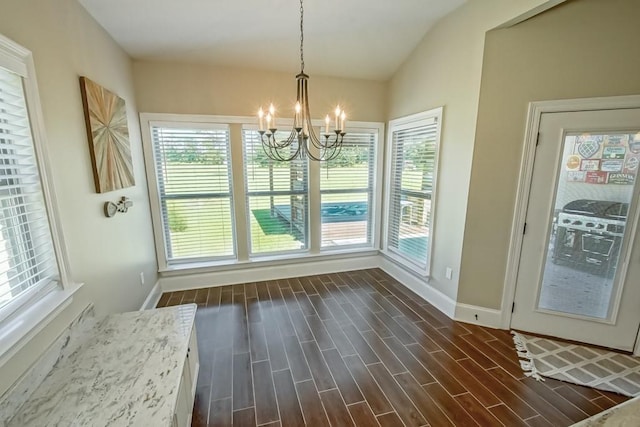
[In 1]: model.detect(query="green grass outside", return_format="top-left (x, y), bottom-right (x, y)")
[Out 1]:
top-left (164, 163), bottom-right (429, 259)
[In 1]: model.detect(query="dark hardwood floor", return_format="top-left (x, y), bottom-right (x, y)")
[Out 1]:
top-left (156, 269), bottom-right (630, 426)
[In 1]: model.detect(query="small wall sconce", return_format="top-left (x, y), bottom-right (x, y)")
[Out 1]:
top-left (104, 197), bottom-right (133, 218)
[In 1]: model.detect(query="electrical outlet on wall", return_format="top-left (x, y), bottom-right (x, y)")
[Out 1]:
top-left (139, 272), bottom-right (145, 286)
top-left (445, 267), bottom-right (453, 280)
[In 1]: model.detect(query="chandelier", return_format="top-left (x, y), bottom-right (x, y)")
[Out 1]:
top-left (257, 0), bottom-right (346, 162)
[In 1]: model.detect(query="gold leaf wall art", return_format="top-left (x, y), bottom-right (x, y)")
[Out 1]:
top-left (79, 76), bottom-right (134, 193)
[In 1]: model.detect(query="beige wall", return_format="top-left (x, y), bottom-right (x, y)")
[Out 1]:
top-left (387, 0), bottom-right (551, 300)
top-left (0, 0), bottom-right (158, 395)
top-left (133, 61), bottom-right (388, 122)
top-left (458, 0), bottom-right (640, 308)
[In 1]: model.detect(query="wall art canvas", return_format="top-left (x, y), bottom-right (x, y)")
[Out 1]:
top-left (79, 76), bottom-right (134, 193)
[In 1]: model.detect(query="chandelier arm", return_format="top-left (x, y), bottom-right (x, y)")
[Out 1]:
top-left (260, 128), bottom-right (303, 162)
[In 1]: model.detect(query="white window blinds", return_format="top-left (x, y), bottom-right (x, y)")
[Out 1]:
top-left (150, 125), bottom-right (235, 263)
top-left (0, 66), bottom-right (59, 317)
top-left (320, 130), bottom-right (376, 248)
top-left (386, 112), bottom-right (441, 272)
top-left (243, 129), bottom-right (308, 255)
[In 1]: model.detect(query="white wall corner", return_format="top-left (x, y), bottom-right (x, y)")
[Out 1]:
top-left (140, 281), bottom-right (162, 310)
top-left (378, 257), bottom-right (456, 319)
top-left (454, 303), bottom-right (503, 329)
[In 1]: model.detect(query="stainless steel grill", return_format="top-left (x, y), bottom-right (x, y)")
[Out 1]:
top-left (552, 199), bottom-right (627, 274)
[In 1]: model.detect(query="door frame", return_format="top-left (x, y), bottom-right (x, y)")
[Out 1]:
top-left (501, 95), bottom-right (640, 356)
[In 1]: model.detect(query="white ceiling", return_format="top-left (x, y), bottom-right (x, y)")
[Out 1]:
top-left (78, 0), bottom-right (465, 81)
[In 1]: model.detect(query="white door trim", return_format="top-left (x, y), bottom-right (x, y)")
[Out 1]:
top-left (501, 95), bottom-right (640, 355)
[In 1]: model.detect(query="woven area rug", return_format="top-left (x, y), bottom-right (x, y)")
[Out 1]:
top-left (512, 331), bottom-right (640, 397)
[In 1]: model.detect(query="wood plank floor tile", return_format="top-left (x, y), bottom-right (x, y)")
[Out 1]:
top-left (322, 348), bottom-right (365, 405)
top-left (489, 403), bottom-right (529, 427)
top-left (288, 309), bottom-right (314, 342)
top-left (457, 358), bottom-right (537, 420)
top-left (273, 369), bottom-right (305, 427)
top-left (373, 310), bottom-right (416, 345)
top-left (376, 412), bottom-right (404, 427)
top-left (343, 355), bottom-right (394, 415)
top-left (295, 380), bottom-right (330, 427)
top-left (249, 321), bottom-right (269, 362)
top-left (393, 372), bottom-right (453, 426)
top-left (233, 407), bottom-right (256, 426)
top-left (367, 363), bottom-right (426, 427)
top-left (305, 314), bottom-right (335, 351)
top-left (233, 352), bottom-right (254, 410)
top-left (300, 340), bottom-right (336, 391)
top-left (341, 324), bottom-right (380, 364)
top-left (360, 330), bottom-right (405, 374)
top-left (422, 383), bottom-right (479, 426)
top-left (308, 294), bottom-right (332, 321)
top-left (430, 350), bottom-right (501, 407)
top-left (210, 397), bottom-right (232, 427)
top-left (252, 360), bottom-right (279, 425)
top-left (319, 389), bottom-right (355, 427)
top-left (282, 335), bottom-right (312, 383)
top-left (340, 301), bottom-right (374, 333)
top-left (405, 346), bottom-right (467, 396)
top-left (293, 292), bottom-right (317, 316)
top-left (526, 415), bottom-right (556, 426)
top-left (211, 348), bottom-right (233, 400)
top-left (181, 269), bottom-right (628, 426)
top-left (347, 402), bottom-right (379, 426)
top-left (156, 292), bottom-right (170, 307)
top-left (352, 304), bottom-right (394, 338)
top-left (382, 336), bottom-right (436, 386)
top-left (455, 392), bottom-right (503, 426)
top-left (487, 367), bottom-right (574, 425)
top-left (323, 318), bottom-right (357, 357)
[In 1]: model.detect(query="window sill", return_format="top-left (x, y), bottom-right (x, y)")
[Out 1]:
top-left (160, 248), bottom-right (381, 277)
top-left (0, 282), bottom-right (84, 368)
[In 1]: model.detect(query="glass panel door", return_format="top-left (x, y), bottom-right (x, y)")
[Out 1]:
top-left (537, 131), bottom-right (640, 320)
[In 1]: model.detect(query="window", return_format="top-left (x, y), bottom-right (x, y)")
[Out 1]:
top-left (320, 130), bottom-right (377, 248)
top-left (384, 108), bottom-right (442, 275)
top-left (243, 129), bottom-right (308, 255)
top-left (141, 115), bottom-right (382, 271)
top-left (0, 34), bottom-right (69, 327)
top-left (149, 124), bottom-right (235, 265)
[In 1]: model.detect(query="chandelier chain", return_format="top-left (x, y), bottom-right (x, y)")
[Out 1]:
top-left (299, 0), bottom-right (304, 72)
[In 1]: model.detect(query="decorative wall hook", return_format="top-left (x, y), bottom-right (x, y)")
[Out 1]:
top-left (104, 196), bottom-right (133, 218)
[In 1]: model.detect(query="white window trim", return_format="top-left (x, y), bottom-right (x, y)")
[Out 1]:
top-left (0, 34), bottom-right (78, 366)
top-left (382, 107), bottom-right (443, 277)
top-left (140, 112), bottom-right (384, 273)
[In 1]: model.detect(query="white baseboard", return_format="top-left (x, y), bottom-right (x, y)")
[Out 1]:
top-left (159, 254), bottom-right (380, 292)
top-left (140, 281), bottom-right (162, 310)
top-left (378, 256), bottom-right (456, 319)
top-left (454, 303), bottom-right (503, 329)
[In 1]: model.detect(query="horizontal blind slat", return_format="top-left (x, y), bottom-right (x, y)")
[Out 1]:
top-left (387, 119), bottom-right (439, 270)
top-left (151, 125), bottom-right (235, 261)
top-left (0, 65), bottom-right (60, 314)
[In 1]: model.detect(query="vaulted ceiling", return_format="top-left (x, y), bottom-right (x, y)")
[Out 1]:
top-left (79, 0), bottom-right (466, 81)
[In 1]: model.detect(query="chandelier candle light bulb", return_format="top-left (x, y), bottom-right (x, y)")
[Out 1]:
top-left (256, 0), bottom-right (346, 162)
top-left (268, 104), bottom-right (276, 129)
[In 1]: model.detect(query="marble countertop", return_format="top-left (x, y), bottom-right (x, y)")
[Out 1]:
top-left (7, 304), bottom-right (197, 427)
top-left (572, 395), bottom-right (640, 426)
